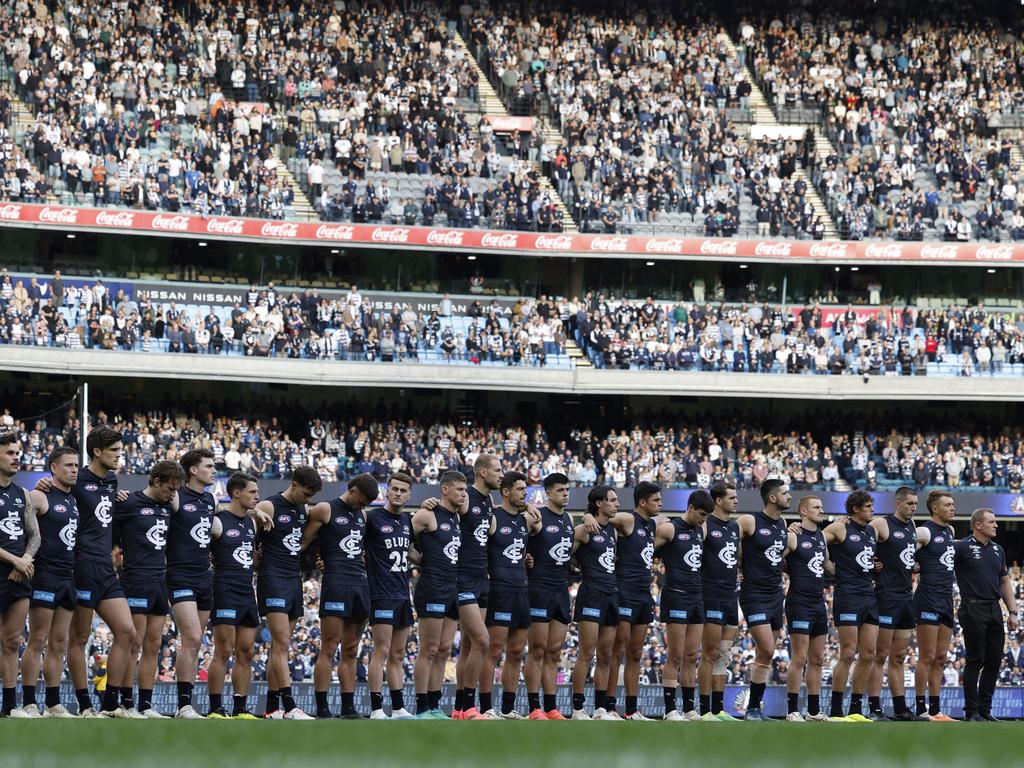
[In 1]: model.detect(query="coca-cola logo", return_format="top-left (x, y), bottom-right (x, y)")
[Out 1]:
top-left (39, 207), bottom-right (79, 224)
top-left (259, 221), bottom-right (298, 238)
top-left (371, 227), bottom-right (410, 243)
top-left (426, 230), bottom-right (465, 246)
top-left (754, 241), bottom-right (793, 257)
top-left (480, 232), bottom-right (519, 248)
top-left (918, 244), bottom-right (959, 260)
top-left (0, 204), bottom-right (23, 221)
top-left (864, 243), bottom-right (903, 259)
top-left (534, 234), bottom-right (574, 250)
top-left (808, 242), bottom-right (849, 259)
top-left (644, 238), bottom-right (686, 254)
top-left (151, 214), bottom-right (191, 231)
top-left (314, 224), bottom-right (355, 241)
top-left (206, 218), bottom-right (245, 235)
top-left (589, 236), bottom-right (630, 252)
top-left (974, 245), bottom-right (1014, 261)
top-left (95, 211), bottom-right (135, 227)
top-left (699, 240), bottom-right (738, 256)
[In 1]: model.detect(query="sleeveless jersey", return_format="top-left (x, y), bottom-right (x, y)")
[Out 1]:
top-left (527, 506), bottom-right (574, 589)
top-left (258, 493), bottom-right (307, 577)
top-left (488, 507), bottom-right (528, 591)
top-left (418, 505), bottom-right (461, 581)
top-left (578, 522), bottom-right (617, 592)
top-left (318, 498), bottom-right (367, 584)
top-left (73, 467), bottom-right (118, 565)
top-left (36, 487), bottom-right (79, 578)
top-left (660, 517), bottom-right (704, 593)
top-left (830, 519), bottom-right (877, 595)
top-left (615, 511), bottom-right (656, 592)
top-left (741, 511), bottom-right (787, 595)
top-left (916, 520), bottom-right (955, 594)
top-left (702, 513), bottom-right (739, 591)
top-left (168, 485), bottom-right (215, 575)
top-left (458, 486), bottom-right (493, 579)
top-left (0, 481), bottom-right (28, 578)
top-left (365, 508), bottom-right (412, 600)
top-left (875, 515), bottom-right (916, 597)
top-left (113, 490), bottom-right (172, 578)
top-left (786, 527), bottom-right (826, 600)
top-left (212, 510), bottom-right (256, 585)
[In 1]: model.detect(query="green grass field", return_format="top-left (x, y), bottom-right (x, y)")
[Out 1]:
top-left (0, 722), bottom-right (1018, 768)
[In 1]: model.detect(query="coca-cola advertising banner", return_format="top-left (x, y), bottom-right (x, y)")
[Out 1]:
top-left (3, 203), bottom-right (1023, 266)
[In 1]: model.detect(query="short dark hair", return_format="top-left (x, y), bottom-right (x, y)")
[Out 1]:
top-left (543, 472), bottom-right (570, 490)
top-left (0, 432), bottom-right (17, 448)
top-left (86, 427), bottom-right (122, 459)
top-left (500, 471), bottom-right (527, 491)
top-left (440, 470), bottom-right (467, 487)
top-left (389, 471), bottom-right (414, 488)
top-left (760, 478), bottom-right (785, 506)
top-left (47, 446), bottom-right (78, 470)
top-left (688, 490), bottom-right (714, 515)
top-left (633, 481), bottom-right (662, 507)
top-left (291, 465), bottom-right (322, 492)
top-left (586, 485), bottom-right (615, 515)
top-left (348, 472), bottom-right (380, 501)
top-left (845, 490), bottom-right (873, 516)
top-left (149, 460), bottom-right (185, 486)
top-left (970, 507), bottom-right (994, 527)
top-left (181, 448), bottom-right (214, 478)
top-left (709, 481), bottom-right (735, 503)
top-left (926, 490), bottom-right (952, 514)
top-left (227, 472), bottom-right (258, 497)
top-left (894, 486), bottom-right (917, 502)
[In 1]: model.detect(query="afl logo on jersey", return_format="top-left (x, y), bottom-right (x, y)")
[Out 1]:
top-left (892, 530), bottom-right (905, 539)
top-left (85, 484), bottom-right (98, 492)
top-left (637, 528), bottom-right (647, 537)
top-left (546, 525), bottom-right (560, 533)
top-left (226, 528), bottom-right (241, 538)
top-left (849, 534), bottom-right (861, 542)
top-left (801, 540), bottom-right (813, 549)
top-left (278, 515), bottom-right (292, 524)
top-left (592, 535), bottom-right (605, 543)
top-left (183, 503), bottom-right (197, 513)
top-left (54, 504), bottom-right (67, 513)
top-left (500, 526), bottom-right (513, 534)
top-left (758, 528), bottom-right (771, 536)
top-left (471, 506), bottom-right (482, 516)
top-left (678, 533), bottom-right (691, 540)
top-left (933, 536), bottom-right (944, 543)
top-left (711, 529), bottom-right (722, 538)
top-left (381, 524), bottom-right (394, 534)
top-left (439, 523), bottom-right (451, 531)
top-left (141, 507), bottom-right (155, 516)
top-left (336, 516), bottom-right (349, 525)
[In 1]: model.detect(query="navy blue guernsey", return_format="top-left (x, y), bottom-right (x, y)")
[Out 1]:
top-left (578, 522), bottom-right (617, 592)
top-left (168, 485), bottom-right (215, 575)
top-left (113, 490), bottom-right (172, 578)
top-left (319, 498), bottom-right (367, 585)
top-left (36, 487), bottom-right (79, 578)
top-left (875, 516), bottom-right (916, 597)
top-left (366, 508), bottom-right (412, 600)
top-left (258, 493), bottom-right (307, 578)
top-left (830, 520), bottom-right (877, 595)
top-left (916, 520), bottom-right (955, 594)
top-left (73, 467), bottom-right (117, 565)
top-left (741, 511), bottom-right (787, 595)
top-left (527, 506), bottom-right (574, 589)
top-left (459, 486), bottom-right (493, 579)
top-left (660, 517), bottom-right (704, 593)
top-left (703, 514), bottom-right (739, 591)
top-left (418, 505), bottom-right (461, 581)
top-left (213, 510), bottom-right (256, 585)
top-left (0, 481), bottom-right (28, 578)
top-left (786, 527), bottom-right (826, 600)
top-left (488, 507), bottom-right (529, 591)
top-left (616, 511), bottom-right (656, 591)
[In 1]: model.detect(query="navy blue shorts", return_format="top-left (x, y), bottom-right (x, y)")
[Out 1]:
top-left (0, 575), bottom-right (32, 614)
top-left (413, 578), bottom-right (457, 620)
top-left (486, 590), bottom-right (531, 629)
top-left (212, 582), bottom-right (260, 628)
top-left (661, 589), bottom-right (705, 624)
top-left (528, 584), bottom-right (571, 625)
top-left (833, 592), bottom-right (879, 627)
top-left (573, 583), bottom-right (619, 626)
top-left (167, 569), bottom-right (214, 612)
top-left (616, 588), bottom-right (655, 625)
top-left (703, 585), bottom-right (739, 626)
top-left (74, 560), bottom-right (124, 608)
top-left (257, 574), bottom-right (303, 620)
top-left (740, 590), bottom-right (785, 631)
top-left (876, 593), bottom-right (916, 630)
top-left (786, 596), bottom-right (829, 636)
top-left (122, 576), bottom-right (170, 616)
top-left (913, 590), bottom-right (954, 628)
top-left (320, 580), bottom-right (371, 622)
top-left (30, 573), bottom-right (76, 612)
top-left (370, 598), bottom-right (414, 628)
top-left (456, 573), bottom-right (489, 608)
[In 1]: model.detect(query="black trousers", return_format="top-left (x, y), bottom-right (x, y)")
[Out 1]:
top-left (958, 599), bottom-right (1004, 716)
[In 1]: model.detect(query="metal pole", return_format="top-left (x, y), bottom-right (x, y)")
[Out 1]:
top-left (781, 274), bottom-right (788, 309)
top-left (79, 381), bottom-right (88, 462)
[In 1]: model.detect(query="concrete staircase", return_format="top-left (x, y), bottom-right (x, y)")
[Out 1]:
top-left (565, 338), bottom-right (592, 367)
top-left (4, 91), bottom-right (59, 204)
top-left (274, 147), bottom-right (316, 221)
